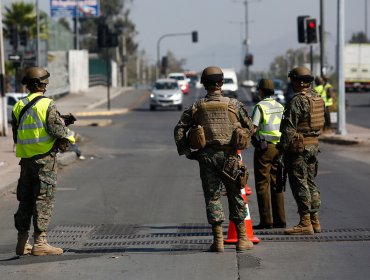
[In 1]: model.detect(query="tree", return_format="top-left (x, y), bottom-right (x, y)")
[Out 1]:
top-left (3, 2), bottom-right (48, 40)
top-left (79, 0), bottom-right (137, 54)
top-left (166, 50), bottom-right (186, 73)
top-left (349, 32), bottom-right (370, 43)
top-left (268, 48), bottom-right (319, 81)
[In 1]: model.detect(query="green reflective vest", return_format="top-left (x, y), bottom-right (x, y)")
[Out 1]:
top-left (13, 93), bottom-right (72, 158)
top-left (254, 98), bottom-right (284, 144)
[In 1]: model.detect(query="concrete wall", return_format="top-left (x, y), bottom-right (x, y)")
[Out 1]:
top-left (68, 50), bottom-right (89, 94)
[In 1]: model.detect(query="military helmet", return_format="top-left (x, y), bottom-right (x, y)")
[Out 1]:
top-left (288, 66), bottom-right (314, 83)
top-left (200, 66), bottom-right (223, 84)
top-left (21, 67), bottom-right (50, 85)
top-left (257, 79), bottom-right (274, 91)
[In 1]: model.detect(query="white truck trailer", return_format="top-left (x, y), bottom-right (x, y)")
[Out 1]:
top-left (344, 43), bottom-right (370, 92)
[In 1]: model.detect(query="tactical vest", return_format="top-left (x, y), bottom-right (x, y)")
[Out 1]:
top-left (255, 98), bottom-right (284, 144)
top-left (13, 93), bottom-right (74, 158)
top-left (192, 97), bottom-right (238, 146)
top-left (296, 92), bottom-right (325, 144)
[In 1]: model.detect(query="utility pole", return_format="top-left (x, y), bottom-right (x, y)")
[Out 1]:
top-left (337, 0), bottom-right (346, 135)
top-left (36, 0), bottom-right (40, 66)
top-left (74, 0), bottom-right (80, 50)
top-left (320, 0), bottom-right (325, 76)
top-left (0, 3), bottom-right (8, 136)
top-left (244, 1), bottom-right (249, 80)
top-left (233, 0), bottom-right (261, 80)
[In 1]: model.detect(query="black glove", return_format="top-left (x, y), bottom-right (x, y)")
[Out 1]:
top-left (186, 151), bottom-right (199, 160)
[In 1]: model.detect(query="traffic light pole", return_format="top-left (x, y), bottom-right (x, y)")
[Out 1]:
top-left (156, 32), bottom-right (198, 79)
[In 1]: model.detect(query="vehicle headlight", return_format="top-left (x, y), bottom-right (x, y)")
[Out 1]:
top-left (150, 93), bottom-right (155, 99)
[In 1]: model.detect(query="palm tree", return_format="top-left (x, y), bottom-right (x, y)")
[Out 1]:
top-left (2, 2), bottom-right (48, 40)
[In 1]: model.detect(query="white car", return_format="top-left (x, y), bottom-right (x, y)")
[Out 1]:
top-left (221, 68), bottom-right (239, 98)
top-left (167, 72), bottom-right (190, 94)
top-left (6, 93), bottom-right (27, 122)
top-left (150, 79), bottom-right (183, 111)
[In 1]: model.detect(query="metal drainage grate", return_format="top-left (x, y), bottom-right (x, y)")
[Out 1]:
top-left (47, 224), bottom-right (370, 253)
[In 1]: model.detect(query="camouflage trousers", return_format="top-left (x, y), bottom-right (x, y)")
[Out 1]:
top-left (197, 147), bottom-right (246, 225)
top-left (285, 145), bottom-right (321, 215)
top-left (14, 153), bottom-right (57, 233)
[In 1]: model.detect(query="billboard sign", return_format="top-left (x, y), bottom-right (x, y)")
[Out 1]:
top-left (50, 0), bottom-right (100, 18)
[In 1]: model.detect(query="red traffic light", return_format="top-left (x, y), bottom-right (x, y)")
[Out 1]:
top-left (308, 21), bottom-right (315, 29)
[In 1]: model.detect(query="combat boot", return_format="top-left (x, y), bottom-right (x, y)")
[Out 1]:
top-left (310, 212), bottom-right (321, 233)
top-left (16, 231), bottom-right (32, 256)
top-left (235, 222), bottom-right (253, 251)
top-left (31, 232), bottom-right (63, 256)
top-left (284, 214), bottom-right (314, 235)
top-left (209, 223), bottom-right (224, 252)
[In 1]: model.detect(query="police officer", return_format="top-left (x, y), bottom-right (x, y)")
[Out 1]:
top-left (278, 66), bottom-right (325, 235)
top-left (174, 66), bottom-right (254, 252)
top-left (322, 75), bottom-right (334, 131)
top-left (11, 67), bottom-right (75, 256)
top-left (251, 79), bottom-right (286, 229)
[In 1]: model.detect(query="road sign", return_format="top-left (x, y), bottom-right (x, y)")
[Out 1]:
top-left (8, 54), bottom-right (22, 61)
top-left (50, 0), bottom-right (100, 18)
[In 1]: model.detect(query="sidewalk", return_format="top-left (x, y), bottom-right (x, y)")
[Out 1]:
top-left (1, 88), bottom-right (370, 195)
top-left (0, 86), bottom-right (130, 195)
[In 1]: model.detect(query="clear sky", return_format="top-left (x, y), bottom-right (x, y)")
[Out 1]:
top-left (2, 0), bottom-right (369, 74)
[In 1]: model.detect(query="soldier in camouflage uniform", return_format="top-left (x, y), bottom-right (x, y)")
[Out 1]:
top-left (11, 67), bottom-right (75, 256)
top-left (278, 66), bottom-right (325, 235)
top-left (174, 66), bottom-right (254, 252)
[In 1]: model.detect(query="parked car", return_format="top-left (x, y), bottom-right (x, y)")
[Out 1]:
top-left (167, 72), bottom-right (189, 94)
top-left (149, 79), bottom-right (183, 111)
top-left (6, 92), bottom-right (27, 122)
top-left (221, 68), bottom-right (239, 98)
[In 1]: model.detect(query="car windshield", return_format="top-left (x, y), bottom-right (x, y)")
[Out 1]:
top-left (224, 78), bottom-right (234, 84)
top-left (169, 76), bottom-right (184, 81)
top-left (155, 82), bottom-right (178, 90)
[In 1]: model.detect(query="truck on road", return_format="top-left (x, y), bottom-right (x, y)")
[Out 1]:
top-left (344, 43), bottom-right (370, 92)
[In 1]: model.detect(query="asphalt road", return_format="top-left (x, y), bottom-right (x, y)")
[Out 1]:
top-left (0, 87), bottom-right (369, 279)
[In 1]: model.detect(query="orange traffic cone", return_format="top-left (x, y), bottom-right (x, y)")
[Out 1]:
top-left (224, 186), bottom-right (260, 244)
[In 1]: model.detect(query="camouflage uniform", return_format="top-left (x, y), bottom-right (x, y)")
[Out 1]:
top-left (12, 99), bottom-right (71, 233)
top-left (174, 91), bottom-right (253, 224)
top-left (279, 89), bottom-right (321, 215)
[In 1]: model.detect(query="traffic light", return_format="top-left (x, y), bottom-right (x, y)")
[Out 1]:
top-left (9, 25), bottom-right (18, 47)
top-left (306, 18), bottom-right (318, 44)
top-left (161, 56), bottom-right (168, 75)
top-left (107, 32), bottom-right (119, 48)
top-left (20, 30), bottom-right (28, 46)
top-left (97, 23), bottom-right (109, 48)
top-left (98, 24), bottom-right (119, 48)
top-left (297, 15), bottom-right (309, 43)
top-left (244, 54), bottom-right (253, 66)
top-left (192, 31), bottom-right (198, 43)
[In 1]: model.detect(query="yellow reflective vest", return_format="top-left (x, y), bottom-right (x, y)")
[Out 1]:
top-left (12, 93), bottom-right (74, 158)
top-left (314, 84), bottom-right (333, 107)
top-left (253, 98), bottom-right (284, 144)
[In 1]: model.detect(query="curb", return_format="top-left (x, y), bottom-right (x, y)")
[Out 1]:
top-left (73, 108), bottom-right (129, 117)
top-left (319, 136), bottom-right (364, 145)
